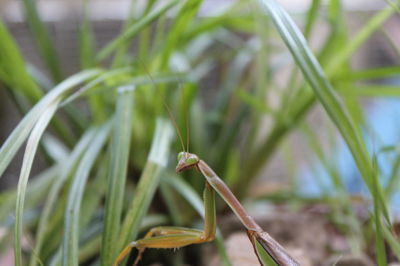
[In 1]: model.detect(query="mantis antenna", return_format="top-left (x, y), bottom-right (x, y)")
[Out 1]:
top-left (185, 88), bottom-right (190, 153)
top-left (164, 101), bottom-right (186, 152)
top-left (136, 58), bottom-right (187, 153)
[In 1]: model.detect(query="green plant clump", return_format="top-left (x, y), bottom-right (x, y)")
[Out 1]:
top-left (0, 0), bottom-right (399, 265)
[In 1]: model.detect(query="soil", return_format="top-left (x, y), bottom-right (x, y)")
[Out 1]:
top-left (203, 204), bottom-right (389, 266)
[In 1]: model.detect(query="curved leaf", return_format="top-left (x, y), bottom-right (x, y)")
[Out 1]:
top-left (62, 122), bottom-right (112, 266)
top-left (258, 0), bottom-right (389, 220)
top-left (29, 129), bottom-right (97, 266)
top-left (15, 102), bottom-right (58, 266)
top-left (0, 69), bottom-right (102, 178)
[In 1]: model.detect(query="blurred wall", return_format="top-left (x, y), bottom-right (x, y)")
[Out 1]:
top-left (0, 0), bottom-right (390, 22)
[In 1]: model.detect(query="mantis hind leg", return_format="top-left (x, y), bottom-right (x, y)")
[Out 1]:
top-left (113, 226), bottom-right (211, 266)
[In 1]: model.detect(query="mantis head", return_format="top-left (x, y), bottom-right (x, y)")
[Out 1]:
top-left (176, 152), bottom-right (200, 172)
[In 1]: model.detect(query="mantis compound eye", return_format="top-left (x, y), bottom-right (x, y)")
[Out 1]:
top-left (186, 156), bottom-right (199, 165)
top-left (177, 152), bottom-right (185, 161)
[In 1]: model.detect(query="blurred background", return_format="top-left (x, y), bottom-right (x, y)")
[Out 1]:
top-left (0, 0), bottom-right (400, 194)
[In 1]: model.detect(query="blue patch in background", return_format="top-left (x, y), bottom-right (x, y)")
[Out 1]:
top-left (298, 78), bottom-right (400, 213)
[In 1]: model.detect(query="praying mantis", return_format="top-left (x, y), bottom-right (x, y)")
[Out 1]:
top-left (113, 151), bottom-right (300, 265)
top-left (112, 58), bottom-right (299, 265)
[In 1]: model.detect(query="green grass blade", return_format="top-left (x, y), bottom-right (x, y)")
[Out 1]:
top-left (41, 134), bottom-right (69, 163)
top-left (337, 66), bottom-right (400, 81)
top-left (117, 118), bottom-right (173, 255)
top-left (52, 214), bottom-right (167, 266)
top-left (158, 0), bottom-right (203, 69)
top-left (15, 101), bottom-right (59, 266)
top-left (79, 163), bottom-right (108, 232)
top-left (371, 157), bottom-right (387, 266)
top-left (265, 0), bottom-right (322, 155)
top-left (342, 85), bottom-right (400, 97)
top-left (78, 236), bottom-right (102, 264)
top-left (60, 67), bottom-right (132, 106)
top-left (385, 155), bottom-right (400, 198)
top-left (96, 0), bottom-right (179, 62)
top-left (29, 129), bottom-right (97, 266)
top-left (0, 19), bottom-right (42, 102)
top-left (326, 4), bottom-right (396, 75)
top-left (20, 0), bottom-right (63, 81)
top-left (101, 87), bottom-right (134, 266)
top-left (79, 0), bottom-right (96, 69)
top-left (384, 0), bottom-right (400, 13)
top-left (159, 182), bottom-right (186, 225)
top-left (0, 166), bottom-right (57, 225)
top-left (26, 63), bottom-right (53, 91)
top-left (183, 2), bottom-right (248, 41)
top-left (243, 3), bottom-right (396, 188)
top-left (62, 122), bottom-right (112, 266)
top-left (258, 0), bottom-right (389, 221)
top-left (0, 69), bottom-right (102, 178)
top-left (382, 225), bottom-right (400, 260)
top-left (303, 0), bottom-right (321, 38)
top-left (20, 0), bottom-right (63, 82)
top-left (61, 69), bottom-right (185, 107)
top-left (164, 175), bottom-right (203, 215)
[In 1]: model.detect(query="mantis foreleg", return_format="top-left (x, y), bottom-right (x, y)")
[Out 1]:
top-left (113, 182), bottom-right (216, 265)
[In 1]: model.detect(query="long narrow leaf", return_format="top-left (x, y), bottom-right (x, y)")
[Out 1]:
top-left (117, 118), bottom-right (173, 254)
top-left (21, 0), bottom-right (63, 81)
top-left (61, 70), bottom-right (186, 107)
top-left (326, 4), bottom-right (396, 74)
top-left (372, 157), bottom-right (387, 266)
top-left (96, 0), bottom-right (179, 62)
top-left (342, 85), bottom-right (400, 97)
top-left (62, 122), bottom-right (112, 266)
top-left (0, 69), bottom-right (102, 178)
top-left (243, 2), bottom-right (396, 189)
top-left (29, 129), bottom-right (98, 266)
top-left (382, 225), bottom-right (400, 260)
top-left (0, 166), bottom-right (58, 225)
top-left (101, 87), bottom-right (134, 266)
top-left (158, 0), bottom-right (203, 69)
top-left (79, 0), bottom-right (96, 69)
top-left (0, 19), bottom-right (42, 101)
top-left (15, 102), bottom-right (58, 266)
top-left (258, 0), bottom-right (389, 220)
